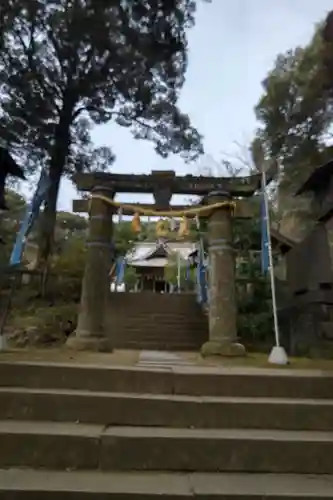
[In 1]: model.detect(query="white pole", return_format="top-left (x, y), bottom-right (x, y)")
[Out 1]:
top-left (261, 166), bottom-right (288, 365)
top-left (195, 215), bottom-right (205, 258)
top-left (262, 167), bottom-right (279, 345)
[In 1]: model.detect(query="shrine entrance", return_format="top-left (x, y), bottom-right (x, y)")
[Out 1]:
top-left (66, 167), bottom-right (276, 356)
top-left (140, 273), bottom-right (167, 292)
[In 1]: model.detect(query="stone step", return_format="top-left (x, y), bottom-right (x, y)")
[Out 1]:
top-left (1, 388), bottom-right (333, 431)
top-left (112, 325), bottom-right (207, 333)
top-left (137, 351), bottom-right (194, 365)
top-left (113, 326), bottom-right (205, 332)
top-left (112, 328), bottom-right (206, 334)
top-left (90, 425), bottom-right (333, 474)
top-left (111, 316), bottom-right (207, 324)
top-left (106, 292), bottom-right (208, 350)
top-left (1, 362), bottom-right (333, 399)
top-left (109, 315), bottom-right (208, 350)
top-left (120, 310), bottom-right (203, 316)
top-left (113, 341), bottom-right (203, 351)
top-left (107, 292), bottom-right (199, 307)
top-left (113, 319), bottom-right (207, 325)
top-left (111, 322), bottom-right (207, 331)
top-left (107, 311), bottom-right (205, 320)
top-left (110, 312), bottom-right (207, 320)
top-left (137, 360), bottom-right (195, 366)
top-left (1, 421), bottom-right (333, 474)
top-left (0, 469), bottom-right (333, 499)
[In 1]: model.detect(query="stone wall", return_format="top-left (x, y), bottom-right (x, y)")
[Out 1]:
top-left (279, 301), bottom-right (333, 358)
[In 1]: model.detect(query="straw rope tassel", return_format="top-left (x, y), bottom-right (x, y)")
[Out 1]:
top-left (131, 212), bottom-right (141, 233)
top-left (178, 216), bottom-right (189, 237)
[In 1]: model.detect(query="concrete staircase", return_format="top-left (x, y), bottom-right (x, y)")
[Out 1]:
top-left (0, 360), bottom-right (333, 497)
top-left (106, 292), bottom-right (208, 350)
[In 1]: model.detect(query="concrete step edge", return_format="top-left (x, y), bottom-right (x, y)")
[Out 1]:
top-left (1, 421), bottom-right (333, 442)
top-left (2, 362), bottom-right (333, 399)
top-left (2, 390), bottom-right (333, 431)
top-left (1, 360), bottom-right (333, 377)
top-left (0, 469), bottom-right (333, 497)
top-left (1, 387), bottom-right (333, 405)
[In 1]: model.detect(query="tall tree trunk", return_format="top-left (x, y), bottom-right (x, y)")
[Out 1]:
top-left (38, 161), bottom-right (62, 265)
top-left (37, 104), bottom-right (73, 266)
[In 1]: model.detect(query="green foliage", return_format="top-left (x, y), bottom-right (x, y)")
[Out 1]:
top-left (252, 20), bottom-right (333, 239)
top-left (114, 221), bottom-right (138, 256)
top-left (256, 32), bottom-right (327, 164)
top-left (56, 212), bottom-right (88, 234)
top-left (123, 266), bottom-right (138, 290)
top-left (0, 189), bottom-right (26, 267)
top-left (7, 302), bottom-right (78, 347)
top-left (236, 257), bottom-right (273, 344)
top-left (52, 237), bottom-right (86, 277)
top-left (51, 236), bottom-right (86, 300)
top-left (255, 24), bottom-right (333, 217)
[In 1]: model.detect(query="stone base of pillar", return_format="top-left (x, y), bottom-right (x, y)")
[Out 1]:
top-left (66, 333), bottom-right (113, 352)
top-left (201, 340), bottom-right (246, 358)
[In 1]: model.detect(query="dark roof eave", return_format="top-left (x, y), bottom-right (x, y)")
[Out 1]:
top-left (296, 159), bottom-right (333, 196)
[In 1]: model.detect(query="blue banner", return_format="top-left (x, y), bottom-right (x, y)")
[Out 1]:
top-left (115, 257), bottom-right (126, 284)
top-left (260, 191), bottom-right (269, 274)
top-left (196, 248), bottom-right (208, 305)
top-left (10, 170), bottom-right (51, 266)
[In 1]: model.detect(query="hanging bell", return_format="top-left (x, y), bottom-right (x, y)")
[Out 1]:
top-left (131, 212), bottom-right (141, 233)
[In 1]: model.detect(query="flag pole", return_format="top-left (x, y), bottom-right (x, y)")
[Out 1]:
top-left (261, 165), bottom-right (288, 365)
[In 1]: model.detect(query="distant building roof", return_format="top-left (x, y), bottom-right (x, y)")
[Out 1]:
top-left (131, 258), bottom-right (169, 268)
top-left (127, 240), bottom-right (197, 268)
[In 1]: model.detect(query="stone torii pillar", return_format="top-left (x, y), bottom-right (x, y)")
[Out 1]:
top-left (66, 186), bottom-right (115, 351)
top-left (201, 190), bottom-right (245, 357)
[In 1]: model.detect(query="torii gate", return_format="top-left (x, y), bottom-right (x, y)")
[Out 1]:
top-left (66, 167), bottom-right (276, 356)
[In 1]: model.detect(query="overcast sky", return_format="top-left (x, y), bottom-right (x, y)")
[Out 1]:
top-left (33, 0), bottom-right (333, 211)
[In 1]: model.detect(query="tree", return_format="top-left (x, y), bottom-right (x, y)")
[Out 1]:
top-left (0, 0), bottom-right (205, 264)
top-left (0, 148), bottom-right (25, 210)
top-left (322, 10), bottom-right (333, 92)
top-left (254, 22), bottom-right (333, 236)
top-left (113, 220), bottom-right (138, 257)
top-left (254, 20), bottom-right (333, 182)
top-left (123, 266), bottom-right (138, 291)
top-left (56, 212), bottom-right (87, 232)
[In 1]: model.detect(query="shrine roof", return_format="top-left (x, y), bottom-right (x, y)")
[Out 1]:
top-left (130, 258), bottom-right (169, 268)
top-left (127, 240), bottom-right (197, 265)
